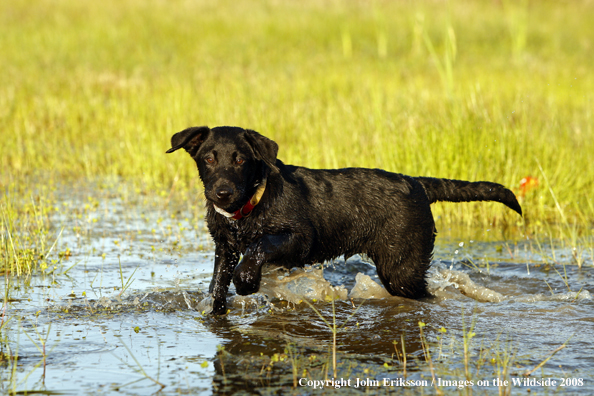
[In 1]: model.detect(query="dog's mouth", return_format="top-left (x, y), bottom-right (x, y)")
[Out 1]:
top-left (206, 180), bottom-right (265, 219)
top-left (207, 196), bottom-right (240, 212)
top-left (212, 203), bottom-right (236, 218)
top-left (205, 189), bottom-right (246, 212)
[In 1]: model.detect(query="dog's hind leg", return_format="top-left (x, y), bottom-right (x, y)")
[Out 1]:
top-left (369, 220), bottom-right (436, 299)
top-left (371, 244), bottom-right (433, 299)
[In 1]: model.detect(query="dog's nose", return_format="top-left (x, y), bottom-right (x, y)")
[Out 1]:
top-left (215, 187), bottom-right (234, 200)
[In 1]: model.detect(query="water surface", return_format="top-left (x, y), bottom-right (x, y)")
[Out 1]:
top-left (2, 185), bottom-right (593, 395)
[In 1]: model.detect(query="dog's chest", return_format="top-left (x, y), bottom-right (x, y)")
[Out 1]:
top-left (209, 214), bottom-right (264, 253)
top-left (231, 222), bottom-right (262, 252)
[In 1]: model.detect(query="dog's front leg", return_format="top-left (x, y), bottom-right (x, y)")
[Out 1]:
top-left (209, 244), bottom-right (240, 315)
top-left (233, 234), bottom-right (299, 296)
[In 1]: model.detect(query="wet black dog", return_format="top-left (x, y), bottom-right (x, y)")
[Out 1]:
top-left (167, 126), bottom-right (522, 315)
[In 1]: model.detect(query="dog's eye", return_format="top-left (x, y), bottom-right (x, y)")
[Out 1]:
top-left (235, 158), bottom-right (244, 165)
top-left (205, 157), bottom-right (215, 164)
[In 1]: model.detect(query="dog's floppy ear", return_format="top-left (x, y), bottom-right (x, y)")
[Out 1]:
top-left (244, 129), bottom-right (279, 173)
top-left (166, 126), bottom-right (210, 156)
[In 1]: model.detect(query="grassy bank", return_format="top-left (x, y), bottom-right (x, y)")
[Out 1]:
top-left (1, 0), bottom-right (593, 274)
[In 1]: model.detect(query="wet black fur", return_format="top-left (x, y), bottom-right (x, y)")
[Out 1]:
top-left (167, 126), bottom-right (522, 315)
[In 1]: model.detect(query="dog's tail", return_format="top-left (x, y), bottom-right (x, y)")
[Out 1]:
top-left (415, 177), bottom-right (522, 216)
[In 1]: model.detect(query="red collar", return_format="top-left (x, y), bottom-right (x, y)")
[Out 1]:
top-left (213, 180), bottom-right (267, 220)
top-left (231, 195), bottom-right (258, 220)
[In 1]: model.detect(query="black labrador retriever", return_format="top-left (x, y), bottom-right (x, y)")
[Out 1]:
top-left (167, 126), bottom-right (522, 315)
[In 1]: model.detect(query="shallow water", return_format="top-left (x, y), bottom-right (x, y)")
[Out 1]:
top-left (2, 185), bottom-right (593, 395)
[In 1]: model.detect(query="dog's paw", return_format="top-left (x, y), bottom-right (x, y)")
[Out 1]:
top-left (211, 299), bottom-right (228, 315)
top-left (234, 281), bottom-right (260, 296)
top-left (233, 259), bottom-right (263, 295)
top-left (233, 269), bottom-right (261, 295)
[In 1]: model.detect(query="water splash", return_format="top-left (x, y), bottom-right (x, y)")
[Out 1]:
top-left (196, 264), bottom-right (510, 312)
top-left (258, 266), bottom-right (348, 303)
top-left (427, 267), bottom-right (504, 302)
top-left (349, 273), bottom-right (392, 299)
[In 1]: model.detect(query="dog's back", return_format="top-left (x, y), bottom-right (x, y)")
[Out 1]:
top-left (276, 164), bottom-right (435, 263)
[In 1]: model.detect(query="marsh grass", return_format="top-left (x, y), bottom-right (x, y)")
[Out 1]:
top-left (117, 258), bottom-right (138, 299)
top-left (0, 319), bottom-right (59, 394)
top-left (302, 296), bottom-right (364, 379)
top-left (523, 336), bottom-right (571, 378)
top-left (22, 322), bottom-right (55, 385)
top-left (1, 0), bottom-right (593, 236)
top-left (0, 0), bottom-right (593, 271)
top-left (0, 193), bottom-right (64, 276)
top-left (208, 308), bottom-right (528, 394)
top-left (0, 283), bottom-right (14, 370)
top-left (415, 316), bottom-right (522, 396)
top-left (418, 321), bottom-right (443, 394)
top-left (111, 338), bottom-right (166, 391)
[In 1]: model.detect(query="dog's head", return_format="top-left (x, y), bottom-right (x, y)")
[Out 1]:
top-left (166, 126), bottom-right (278, 211)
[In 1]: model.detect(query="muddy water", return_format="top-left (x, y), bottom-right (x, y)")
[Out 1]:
top-left (2, 185), bottom-right (593, 395)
